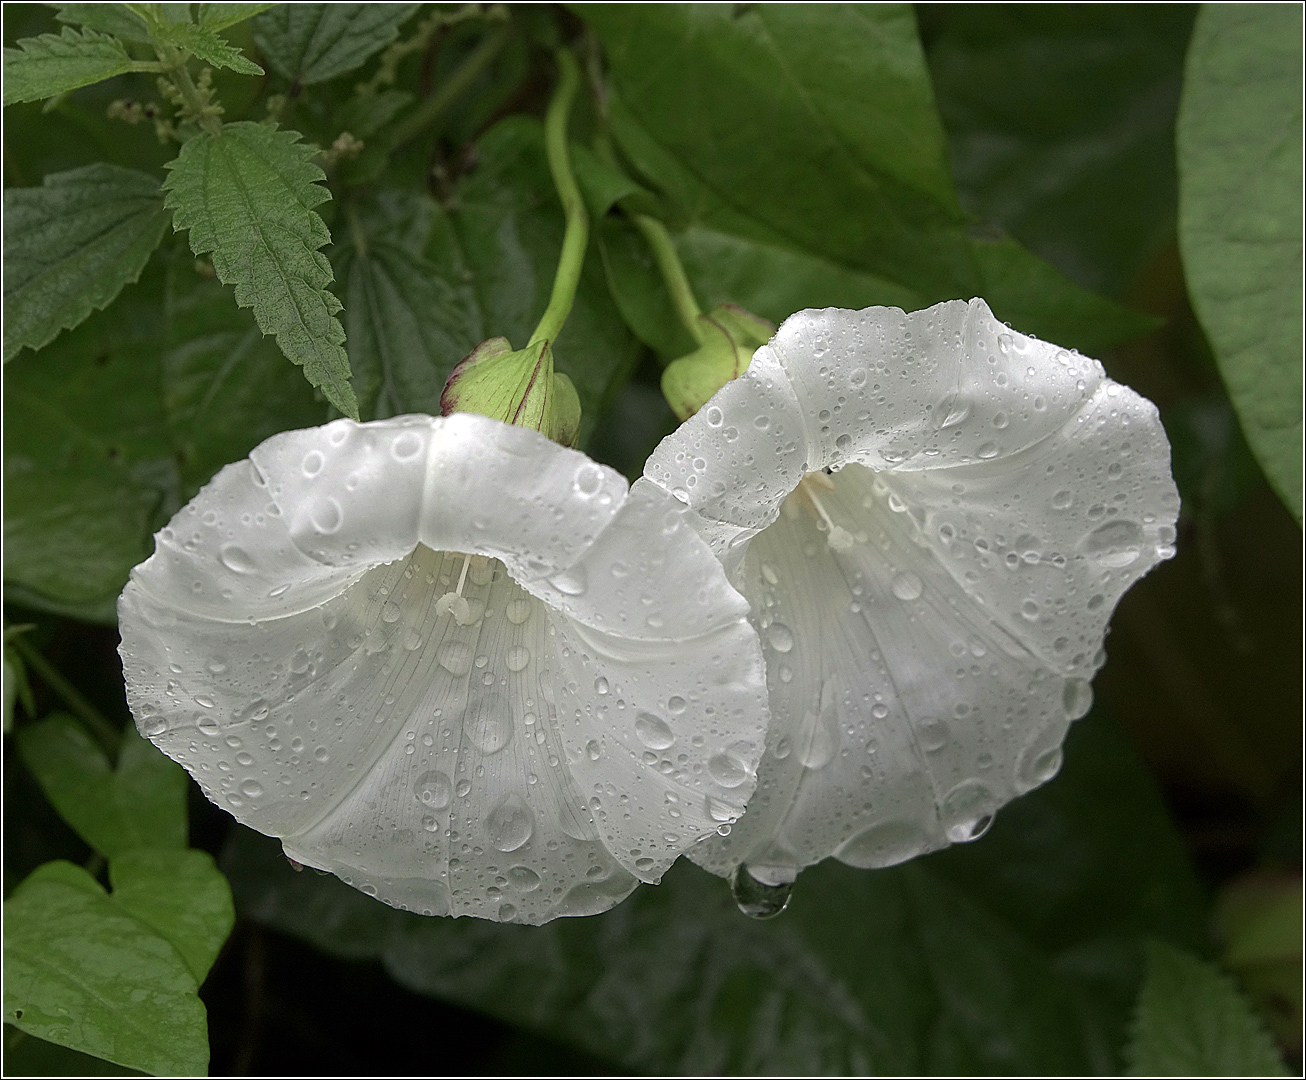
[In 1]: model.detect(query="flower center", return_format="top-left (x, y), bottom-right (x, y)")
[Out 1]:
top-left (434, 552), bottom-right (489, 626)
top-left (788, 470), bottom-right (856, 552)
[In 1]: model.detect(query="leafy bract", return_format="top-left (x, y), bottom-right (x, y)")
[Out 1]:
top-left (1177, 4), bottom-right (1303, 522)
top-left (3, 164), bottom-right (169, 362)
top-left (163, 121), bottom-right (358, 418)
top-left (3, 861), bottom-right (210, 1076)
top-left (252, 3), bottom-right (421, 86)
top-left (225, 714), bottom-right (1207, 1074)
top-left (2, 26), bottom-right (136, 106)
top-left (16, 716), bottom-right (187, 857)
top-left (581, 4), bottom-right (1155, 356)
top-left (2, 245), bottom-right (323, 623)
top-left (49, 3), bottom-right (152, 43)
top-left (924, 5), bottom-right (1196, 298)
top-left (1125, 941), bottom-right (1289, 1076)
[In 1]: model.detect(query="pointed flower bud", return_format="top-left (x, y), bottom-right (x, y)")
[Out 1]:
top-left (441, 336), bottom-right (582, 447)
top-left (662, 304), bottom-right (775, 421)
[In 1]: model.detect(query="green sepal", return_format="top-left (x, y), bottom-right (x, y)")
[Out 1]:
top-left (661, 303), bottom-right (775, 421)
top-left (440, 336), bottom-right (582, 446)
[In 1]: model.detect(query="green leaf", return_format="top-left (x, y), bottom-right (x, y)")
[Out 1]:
top-left (3, 164), bottom-right (169, 363)
top-left (1177, 3), bottom-right (1303, 523)
top-left (108, 850), bottom-right (235, 984)
top-left (163, 121), bottom-right (358, 418)
top-left (16, 716), bottom-right (187, 858)
top-left (3, 861), bottom-right (210, 1076)
top-left (3, 243), bottom-right (324, 622)
top-left (585, 6), bottom-right (1157, 356)
top-left (3, 627), bottom-right (36, 735)
top-left (226, 714), bottom-right (1208, 1074)
top-left (151, 21), bottom-right (263, 75)
top-left (197, 2), bottom-right (278, 32)
top-left (3, 1025), bottom-right (145, 1077)
top-left (1125, 941), bottom-right (1289, 1076)
top-left (49, 3), bottom-right (152, 43)
top-left (924, 5), bottom-right (1196, 298)
top-left (2, 26), bottom-right (136, 106)
top-left (252, 3), bottom-right (421, 86)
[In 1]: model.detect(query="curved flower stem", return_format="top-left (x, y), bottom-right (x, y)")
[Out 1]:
top-left (529, 48), bottom-right (588, 348)
top-left (10, 634), bottom-right (120, 758)
top-left (631, 213), bottom-right (707, 346)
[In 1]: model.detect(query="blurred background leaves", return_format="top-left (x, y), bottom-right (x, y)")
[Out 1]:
top-left (3, 2), bottom-right (1300, 1075)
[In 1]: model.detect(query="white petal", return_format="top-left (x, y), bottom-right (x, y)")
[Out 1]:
top-left (646, 299), bottom-right (1179, 879)
top-left (120, 415), bottom-right (768, 923)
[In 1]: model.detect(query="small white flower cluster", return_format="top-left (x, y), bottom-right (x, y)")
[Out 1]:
top-left (118, 299), bottom-right (1179, 924)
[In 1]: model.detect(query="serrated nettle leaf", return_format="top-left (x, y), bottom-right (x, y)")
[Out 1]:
top-left (163, 121), bottom-right (359, 418)
top-left (151, 21), bottom-right (263, 75)
top-left (1125, 941), bottom-right (1289, 1076)
top-left (3, 861), bottom-right (210, 1077)
top-left (925, 5), bottom-right (1196, 298)
top-left (108, 850), bottom-right (235, 984)
top-left (1178, 4), bottom-right (1303, 523)
top-left (584, 6), bottom-right (1154, 354)
top-left (3, 246), bottom-right (323, 623)
top-left (3, 164), bottom-right (169, 363)
top-left (197, 2), bottom-right (278, 32)
top-left (49, 3), bottom-right (152, 43)
top-left (2, 26), bottom-right (138, 107)
top-left (17, 715), bottom-right (187, 858)
top-left (225, 714), bottom-right (1207, 1074)
top-left (252, 3), bottom-right (421, 86)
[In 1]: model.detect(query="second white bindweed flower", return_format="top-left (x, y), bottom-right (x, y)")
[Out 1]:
top-left (642, 298), bottom-right (1180, 914)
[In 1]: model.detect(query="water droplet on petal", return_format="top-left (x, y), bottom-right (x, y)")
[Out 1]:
top-left (219, 544), bottom-right (256, 574)
top-left (1063, 678), bottom-right (1093, 720)
top-left (505, 597), bottom-right (532, 625)
top-left (730, 864), bottom-right (793, 919)
top-left (486, 794), bottom-right (533, 851)
top-left (506, 645), bottom-right (531, 672)
top-left (891, 572), bottom-right (923, 601)
top-left (766, 623), bottom-right (794, 652)
top-left (414, 770), bottom-right (452, 809)
top-left (941, 779), bottom-right (996, 843)
top-left (634, 712), bottom-right (674, 750)
top-left (438, 641), bottom-right (472, 676)
top-left (708, 750), bottom-right (749, 788)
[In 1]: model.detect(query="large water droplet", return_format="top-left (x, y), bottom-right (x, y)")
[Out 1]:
top-left (916, 717), bottom-right (948, 752)
top-left (941, 780), bottom-right (996, 843)
top-left (218, 544), bottom-right (255, 574)
top-left (836, 820), bottom-right (929, 869)
top-left (766, 622), bottom-right (794, 653)
top-left (311, 497), bottom-right (343, 534)
top-left (550, 565), bottom-right (587, 596)
top-left (634, 712), bottom-right (674, 750)
top-left (891, 572), bottom-right (923, 601)
top-left (414, 769), bottom-right (452, 809)
top-left (1062, 677), bottom-right (1093, 720)
top-left (301, 450), bottom-right (324, 477)
top-left (505, 597), bottom-right (533, 625)
top-left (486, 794), bottom-right (533, 851)
top-left (240, 779), bottom-right (263, 798)
top-left (708, 750), bottom-right (749, 788)
top-left (506, 645), bottom-right (531, 672)
top-left (507, 865), bottom-right (541, 892)
top-left (1079, 520), bottom-right (1142, 567)
top-left (438, 641), bottom-right (472, 676)
top-left (573, 462), bottom-right (605, 497)
top-left (467, 695), bottom-right (511, 753)
top-left (730, 864), bottom-right (793, 919)
top-left (391, 430), bottom-right (423, 461)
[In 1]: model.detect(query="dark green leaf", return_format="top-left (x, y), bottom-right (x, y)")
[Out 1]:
top-left (226, 714), bottom-right (1207, 1075)
top-left (924, 5), bottom-right (1196, 298)
top-left (1125, 941), bottom-right (1289, 1076)
top-left (3, 164), bottom-right (169, 362)
top-left (3, 861), bottom-right (209, 1076)
top-left (151, 21), bottom-right (263, 75)
top-left (49, 3), bottom-right (151, 43)
top-left (197, 2), bottom-right (277, 32)
top-left (3, 627), bottom-right (36, 735)
top-left (163, 121), bottom-right (358, 418)
top-left (252, 3), bottom-right (420, 86)
top-left (3, 1024), bottom-right (146, 1077)
top-left (1177, 3), bottom-right (1303, 522)
top-left (16, 716), bottom-right (187, 857)
top-left (2, 244), bottom-right (323, 622)
top-left (2, 26), bottom-right (135, 106)
top-left (108, 849), bottom-right (235, 984)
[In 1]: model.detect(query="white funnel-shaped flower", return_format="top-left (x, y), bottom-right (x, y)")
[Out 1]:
top-left (118, 413), bottom-right (768, 924)
top-left (642, 298), bottom-right (1179, 887)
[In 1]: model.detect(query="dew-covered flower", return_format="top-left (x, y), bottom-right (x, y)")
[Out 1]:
top-left (119, 413), bottom-right (768, 924)
top-left (641, 298), bottom-right (1179, 904)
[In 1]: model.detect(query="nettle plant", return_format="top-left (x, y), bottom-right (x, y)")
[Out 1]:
top-left (3, 4), bottom-right (1298, 1077)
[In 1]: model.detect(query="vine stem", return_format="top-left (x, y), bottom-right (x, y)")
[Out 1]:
top-left (387, 25), bottom-right (510, 149)
top-left (10, 634), bottom-right (120, 758)
top-left (631, 213), bottom-right (707, 345)
top-left (529, 48), bottom-right (588, 347)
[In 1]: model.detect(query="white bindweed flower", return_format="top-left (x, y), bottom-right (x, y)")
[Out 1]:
top-left (118, 413), bottom-right (768, 924)
top-left (641, 298), bottom-right (1179, 914)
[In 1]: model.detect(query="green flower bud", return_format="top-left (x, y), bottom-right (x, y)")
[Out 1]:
top-left (441, 336), bottom-right (581, 447)
top-left (661, 304), bottom-right (775, 421)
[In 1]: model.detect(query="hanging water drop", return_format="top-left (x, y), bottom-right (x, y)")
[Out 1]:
top-left (730, 864), bottom-right (794, 920)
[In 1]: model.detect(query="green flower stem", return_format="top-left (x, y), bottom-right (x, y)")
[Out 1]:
top-left (156, 43), bottom-right (221, 135)
top-left (529, 48), bottom-right (588, 348)
top-left (387, 24), bottom-right (510, 149)
top-left (631, 213), bottom-right (707, 346)
top-left (9, 634), bottom-right (120, 758)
